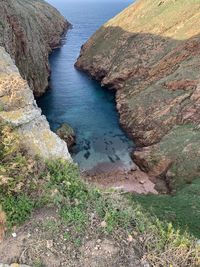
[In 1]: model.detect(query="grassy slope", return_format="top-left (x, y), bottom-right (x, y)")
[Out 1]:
top-left (76, 0), bottom-right (200, 191)
top-left (0, 123), bottom-right (200, 266)
top-left (132, 179), bottom-right (200, 237)
top-left (107, 0), bottom-right (200, 39)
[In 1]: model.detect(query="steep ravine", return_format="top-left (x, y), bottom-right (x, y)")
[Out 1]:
top-left (0, 0), bottom-right (71, 160)
top-left (76, 0), bottom-right (200, 190)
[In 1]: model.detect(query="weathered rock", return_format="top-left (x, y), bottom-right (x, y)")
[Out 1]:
top-left (0, 46), bottom-right (71, 161)
top-left (76, 0), bottom-right (200, 188)
top-left (133, 125), bottom-right (200, 189)
top-left (56, 123), bottom-right (76, 150)
top-left (0, 0), bottom-right (70, 96)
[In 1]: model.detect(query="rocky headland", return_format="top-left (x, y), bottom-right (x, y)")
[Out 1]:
top-left (76, 0), bottom-right (200, 190)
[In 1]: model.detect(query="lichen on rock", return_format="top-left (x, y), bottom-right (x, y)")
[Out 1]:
top-left (0, 46), bottom-right (71, 161)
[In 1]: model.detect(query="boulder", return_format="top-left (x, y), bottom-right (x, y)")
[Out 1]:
top-left (56, 123), bottom-right (76, 150)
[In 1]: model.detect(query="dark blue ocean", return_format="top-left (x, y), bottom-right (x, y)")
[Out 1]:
top-left (37, 0), bottom-right (134, 171)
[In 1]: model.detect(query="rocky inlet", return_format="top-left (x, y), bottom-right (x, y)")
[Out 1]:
top-left (75, 0), bottom-right (200, 190)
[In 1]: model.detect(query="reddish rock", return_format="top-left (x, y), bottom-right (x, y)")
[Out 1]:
top-left (75, 0), bottom-right (200, 188)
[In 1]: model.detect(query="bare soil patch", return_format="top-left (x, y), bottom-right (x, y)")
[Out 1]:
top-left (0, 207), bottom-right (143, 267)
top-left (83, 168), bottom-right (159, 195)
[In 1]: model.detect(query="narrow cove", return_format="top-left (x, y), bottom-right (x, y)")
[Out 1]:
top-left (37, 0), bottom-right (134, 173)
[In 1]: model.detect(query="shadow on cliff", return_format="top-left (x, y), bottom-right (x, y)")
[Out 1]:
top-left (75, 25), bottom-right (200, 237)
top-left (76, 25), bottom-right (200, 88)
top-left (75, 25), bottom-right (200, 146)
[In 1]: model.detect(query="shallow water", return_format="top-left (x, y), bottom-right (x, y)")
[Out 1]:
top-left (37, 0), bottom-right (134, 171)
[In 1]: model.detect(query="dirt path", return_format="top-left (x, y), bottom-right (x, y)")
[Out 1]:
top-left (0, 208), bottom-right (146, 267)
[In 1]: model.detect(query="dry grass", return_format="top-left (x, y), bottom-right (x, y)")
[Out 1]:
top-left (142, 224), bottom-right (199, 266)
top-left (0, 206), bottom-right (6, 242)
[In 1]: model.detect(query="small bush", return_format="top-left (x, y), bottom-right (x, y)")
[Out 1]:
top-left (2, 195), bottom-right (34, 228)
top-left (133, 208), bottom-right (200, 266)
top-left (0, 122), bottom-right (44, 227)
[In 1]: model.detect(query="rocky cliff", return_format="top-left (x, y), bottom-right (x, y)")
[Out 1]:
top-left (0, 0), bottom-right (69, 97)
top-left (76, 0), bottom-right (200, 189)
top-left (0, 0), bottom-right (71, 161)
top-left (0, 46), bottom-right (71, 160)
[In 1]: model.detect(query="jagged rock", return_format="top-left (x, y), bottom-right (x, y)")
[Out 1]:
top-left (56, 123), bottom-right (76, 150)
top-left (0, 46), bottom-right (71, 161)
top-left (75, 0), bottom-right (200, 188)
top-left (0, 0), bottom-right (70, 96)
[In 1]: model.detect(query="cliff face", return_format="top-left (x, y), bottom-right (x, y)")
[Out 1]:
top-left (0, 0), bottom-right (69, 97)
top-left (0, 0), bottom-right (71, 161)
top-left (76, 0), bottom-right (200, 188)
top-left (0, 46), bottom-right (71, 160)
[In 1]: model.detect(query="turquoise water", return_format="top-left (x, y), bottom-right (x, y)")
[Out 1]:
top-left (37, 0), bottom-right (134, 172)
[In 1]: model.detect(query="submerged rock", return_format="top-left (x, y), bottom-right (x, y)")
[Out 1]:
top-left (0, 47), bottom-right (71, 161)
top-left (0, 0), bottom-right (70, 96)
top-left (76, 0), bottom-right (200, 188)
top-left (56, 123), bottom-right (76, 150)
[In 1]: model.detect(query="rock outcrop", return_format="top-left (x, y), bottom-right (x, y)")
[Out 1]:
top-left (56, 123), bottom-right (76, 150)
top-left (0, 0), bottom-right (69, 97)
top-left (0, 46), bottom-right (71, 160)
top-left (76, 0), bottom-right (200, 189)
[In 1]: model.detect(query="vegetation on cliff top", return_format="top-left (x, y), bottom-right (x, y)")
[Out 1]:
top-left (0, 122), bottom-right (200, 266)
top-left (75, 0), bottom-right (200, 191)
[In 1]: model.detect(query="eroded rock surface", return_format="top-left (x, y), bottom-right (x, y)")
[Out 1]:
top-left (76, 0), bottom-right (200, 188)
top-left (56, 123), bottom-right (76, 150)
top-left (0, 47), bottom-right (71, 160)
top-left (0, 0), bottom-right (69, 96)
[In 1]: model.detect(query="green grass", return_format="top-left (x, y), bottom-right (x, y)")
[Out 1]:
top-left (1, 195), bottom-right (34, 228)
top-left (60, 206), bottom-right (88, 232)
top-left (44, 161), bottom-right (200, 265)
top-left (45, 160), bottom-right (135, 234)
top-left (42, 219), bottom-right (60, 233)
top-left (131, 179), bottom-right (200, 237)
top-left (0, 123), bottom-right (199, 266)
top-left (33, 259), bottom-right (44, 267)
